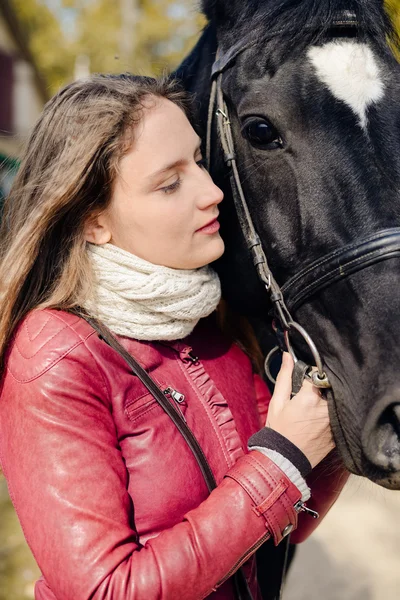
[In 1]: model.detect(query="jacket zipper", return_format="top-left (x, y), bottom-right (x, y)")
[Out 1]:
top-left (180, 347), bottom-right (199, 364)
top-left (294, 501), bottom-right (319, 519)
top-left (164, 387), bottom-right (187, 422)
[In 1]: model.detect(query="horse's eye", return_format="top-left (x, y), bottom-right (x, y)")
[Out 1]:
top-left (242, 118), bottom-right (283, 150)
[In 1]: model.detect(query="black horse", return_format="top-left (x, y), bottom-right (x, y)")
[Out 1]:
top-left (176, 0), bottom-right (400, 492)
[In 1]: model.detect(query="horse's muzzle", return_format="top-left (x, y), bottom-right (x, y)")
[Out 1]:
top-left (361, 392), bottom-right (400, 488)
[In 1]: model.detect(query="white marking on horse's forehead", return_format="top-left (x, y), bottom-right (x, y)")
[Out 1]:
top-left (307, 41), bottom-right (385, 129)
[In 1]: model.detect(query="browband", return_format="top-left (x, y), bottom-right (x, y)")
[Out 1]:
top-left (332, 9), bottom-right (359, 28)
top-left (211, 32), bottom-right (262, 77)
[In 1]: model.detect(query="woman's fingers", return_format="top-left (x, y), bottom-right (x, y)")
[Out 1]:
top-left (266, 353), bottom-right (335, 468)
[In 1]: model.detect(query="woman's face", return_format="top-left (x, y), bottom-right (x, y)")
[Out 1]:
top-left (85, 97), bottom-right (224, 269)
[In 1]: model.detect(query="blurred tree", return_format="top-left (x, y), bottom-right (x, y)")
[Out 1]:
top-left (387, 0), bottom-right (400, 59)
top-left (68, 0), bottom-right (205, 77)
top-left (10, 0), bottom-right (205, 91)
top-left (10, 0), bottom-right (74, 94)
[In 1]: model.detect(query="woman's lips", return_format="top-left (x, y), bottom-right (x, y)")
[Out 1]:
top-left (196, 218), bottom-right (220, 234)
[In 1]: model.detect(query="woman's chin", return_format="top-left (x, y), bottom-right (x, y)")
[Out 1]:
top-left (162, 237), bottom-right (225, 270)
top-left (195, 236), bottom-right (225, 268)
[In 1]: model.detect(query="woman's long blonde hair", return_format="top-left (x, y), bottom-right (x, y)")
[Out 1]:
top-left (0, 74), bottom-right (191, 370)
top-left (0, 73), bottom-right (263, 375)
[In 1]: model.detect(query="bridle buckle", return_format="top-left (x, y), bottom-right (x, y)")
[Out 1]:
top-left (216, 107), bottom-right (230, 125)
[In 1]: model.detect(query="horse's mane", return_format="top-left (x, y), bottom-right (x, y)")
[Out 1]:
top-left (202, 0), bottom-right (398, 57)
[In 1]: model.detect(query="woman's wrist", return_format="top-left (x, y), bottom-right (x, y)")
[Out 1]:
top-left (248, 427), bottom-right (312, 478)
top-left (248, 427), bottom-right (312, 502)
top-left (249, 447), bottom-right (311, 502)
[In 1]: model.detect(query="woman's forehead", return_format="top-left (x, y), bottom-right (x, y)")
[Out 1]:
top-left (121, 99), bottom-right (200, 172)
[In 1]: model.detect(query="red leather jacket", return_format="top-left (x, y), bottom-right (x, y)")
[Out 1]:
top-left (0, 310), bottom-right (347, 600)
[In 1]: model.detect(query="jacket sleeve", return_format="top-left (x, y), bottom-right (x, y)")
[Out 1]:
top-left (0, 340), bottom-right (302, 600)
top-left (253, 373), bottom-right (349, 543)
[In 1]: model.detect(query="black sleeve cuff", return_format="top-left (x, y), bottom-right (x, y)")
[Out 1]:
top-left (248, 428), bottom-right (312, 479)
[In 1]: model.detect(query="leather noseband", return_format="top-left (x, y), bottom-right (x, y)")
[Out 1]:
top-left (282, 228), bottom-right (400, 311)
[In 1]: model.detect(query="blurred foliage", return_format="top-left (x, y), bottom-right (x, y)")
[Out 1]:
top-left (0, 476), bottom-right (39, 600)
top-left (387, 0), bottom-right (400, 28)
top-left (10, 0), bottom-right (74, 94)
top-left (387, 0), bottom-right (400, 58)
top-left (10, 0), bottom-right (206, 94)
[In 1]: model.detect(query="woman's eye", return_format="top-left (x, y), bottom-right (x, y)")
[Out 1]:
top-left (160, 178), bottom-right (181, 194)
top-left (242, 118), bottom-right (283, 150)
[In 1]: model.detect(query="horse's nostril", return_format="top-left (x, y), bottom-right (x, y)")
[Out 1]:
top-left (362, 403), bottom-right (400, 471)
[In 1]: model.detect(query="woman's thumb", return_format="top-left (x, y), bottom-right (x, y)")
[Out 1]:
top-left (272, 352), bottom-right (294, 404)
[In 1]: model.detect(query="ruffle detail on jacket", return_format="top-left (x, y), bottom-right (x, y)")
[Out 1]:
top-left (182, 355), bottom-right (245, 479)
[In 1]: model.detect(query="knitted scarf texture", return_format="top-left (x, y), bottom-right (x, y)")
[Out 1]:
top-left (83, 243), bottom-right (221, 341)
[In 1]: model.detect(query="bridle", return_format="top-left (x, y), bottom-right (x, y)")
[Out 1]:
top-left (207, 68), bottom-right (331, 388)
top-left (206, 12), bottom-right (400, 391)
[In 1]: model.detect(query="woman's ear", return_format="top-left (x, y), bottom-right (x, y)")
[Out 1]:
top-left (83, 212), bottom-right (112, 245)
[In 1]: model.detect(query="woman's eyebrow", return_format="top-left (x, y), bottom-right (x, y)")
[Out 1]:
top-left (147, 159), bottom-right (187, 183)
top-left (146, 143), bottom-right (203, 183)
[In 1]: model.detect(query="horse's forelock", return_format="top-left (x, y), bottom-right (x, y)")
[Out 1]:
top-left (202, 0), bottom-right (398, 59)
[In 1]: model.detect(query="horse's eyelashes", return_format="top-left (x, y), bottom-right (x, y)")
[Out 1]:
top-left (242, 118), bottom-right (283, 150)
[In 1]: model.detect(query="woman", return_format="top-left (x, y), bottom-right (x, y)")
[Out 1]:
top-left (0, 74), bottom-right (346, 600)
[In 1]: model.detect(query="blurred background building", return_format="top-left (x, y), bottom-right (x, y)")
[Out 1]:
top-left (0, 1), bottom-right (400, 599)
top-left (0, 0), bottom-right (47, 199)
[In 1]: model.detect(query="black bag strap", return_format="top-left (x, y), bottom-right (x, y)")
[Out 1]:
top-left (73, 309), bottom-right (254, 600)
top-left (81, 312), bottom-right (218, 492)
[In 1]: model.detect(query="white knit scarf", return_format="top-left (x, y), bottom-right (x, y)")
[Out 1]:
top-left (83, 243), bottom-right (222, 341)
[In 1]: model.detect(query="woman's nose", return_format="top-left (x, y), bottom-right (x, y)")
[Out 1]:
top-left (198, 172), bottom-right (224, 208)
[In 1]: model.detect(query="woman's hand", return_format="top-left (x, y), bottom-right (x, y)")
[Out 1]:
top-left (266, 352), bottom-right (335, 468)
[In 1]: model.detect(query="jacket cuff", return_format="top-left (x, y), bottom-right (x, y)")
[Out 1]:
top-left (224, 451), bottom-right (302, 546)
top-left (249, 447), bottom-right (311, 502)
top-left (248, 428), bottom-right (312, 478)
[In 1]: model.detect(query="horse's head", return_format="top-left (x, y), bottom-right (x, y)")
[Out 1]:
top-left (184, 0), bottom-right (400, 488)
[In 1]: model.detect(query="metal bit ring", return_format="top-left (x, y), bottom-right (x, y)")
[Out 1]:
top-left (264, 345), bottom-right (280, 385)
top-left (285, 321), bottom-right (331, 389)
